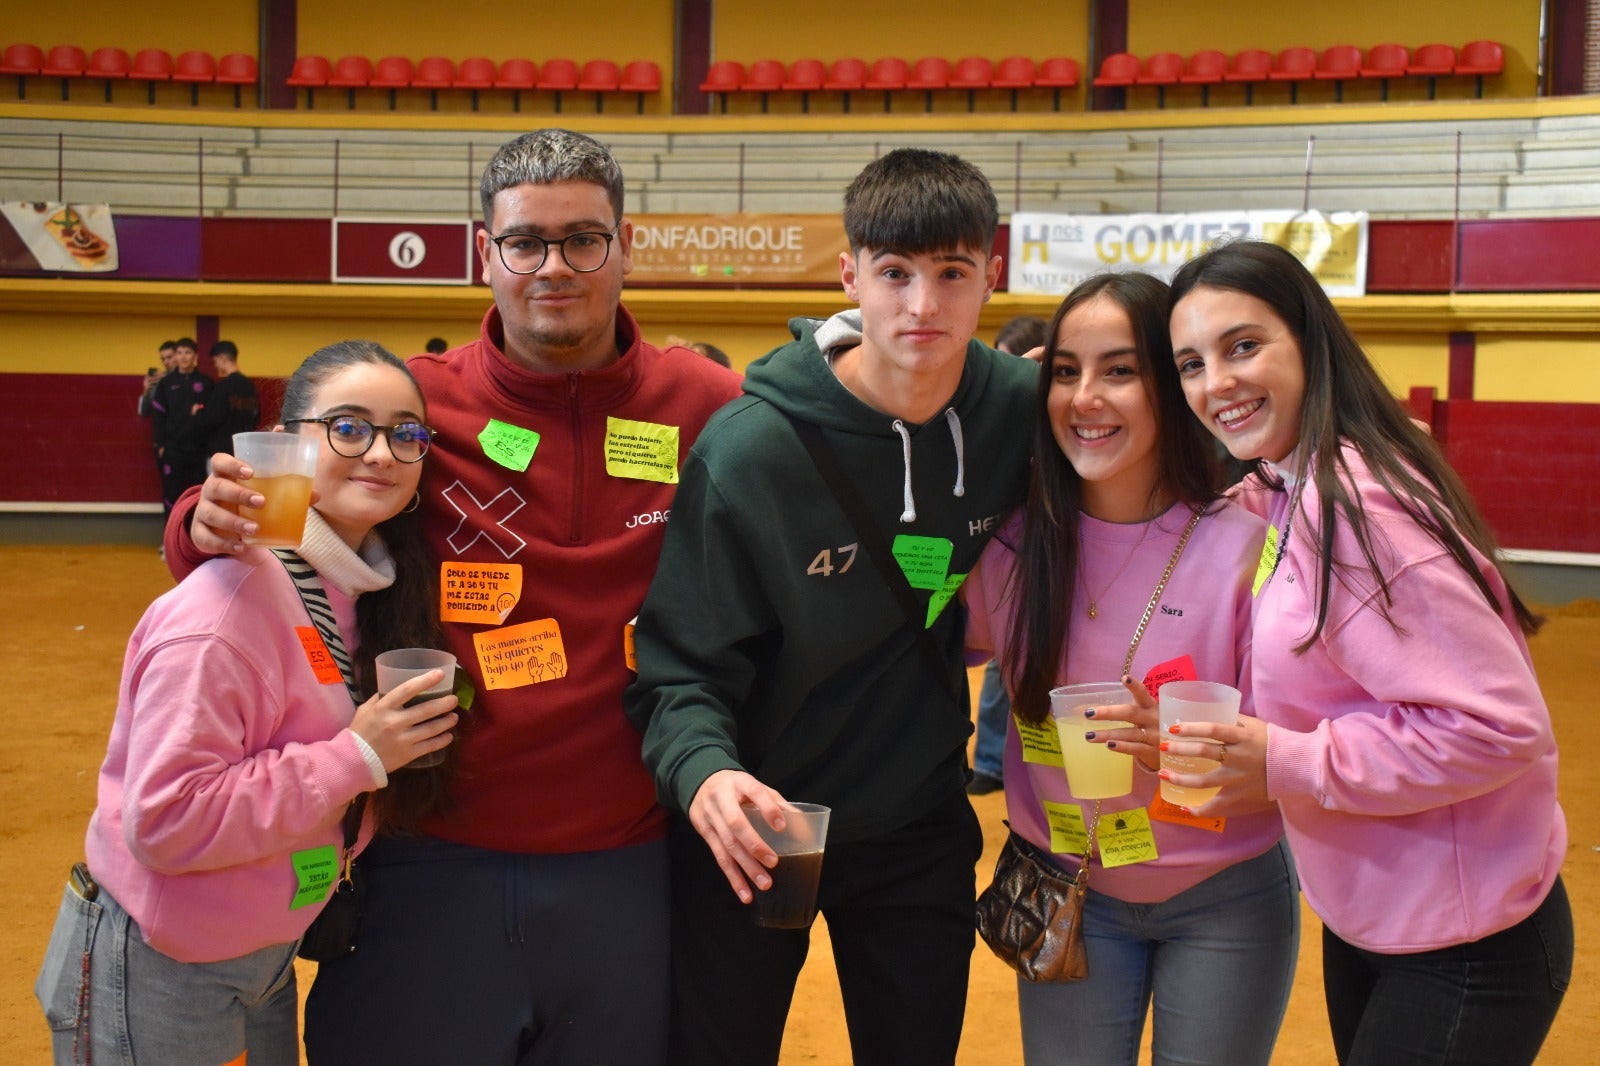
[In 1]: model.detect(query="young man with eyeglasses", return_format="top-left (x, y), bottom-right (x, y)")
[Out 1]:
top-left (163, 129), bottom-right (742, 1066)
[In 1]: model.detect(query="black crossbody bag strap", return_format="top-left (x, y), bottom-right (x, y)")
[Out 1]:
top-left (785, 416), bottom-right (963, 704)
top-left (272, 549), bottom-right (368, 849)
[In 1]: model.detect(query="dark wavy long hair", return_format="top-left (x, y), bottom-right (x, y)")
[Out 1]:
top-left (1168, 240), bottom-right (1540, 647)
top-left (1005, 273), bottom-right (1222, 724)
top-left (281, 340), bottom-right (454, 832)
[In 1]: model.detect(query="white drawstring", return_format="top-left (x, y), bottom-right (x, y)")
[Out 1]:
top-left (892, 408), bottom-right (968, 524)
top-left (944, 407), bottom-right (966, 499)
top-left (892, 420), bottom-right (916, 523)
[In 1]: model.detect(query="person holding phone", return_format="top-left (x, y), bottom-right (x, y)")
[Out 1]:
top-left (36, 341), bottom-right (455, 1066)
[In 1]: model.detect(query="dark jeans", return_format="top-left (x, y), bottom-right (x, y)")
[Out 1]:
top-left (1322, 875), bottom-right (1573, 1066)
top-left (304, 835), bottom-right (671, 1066)
top-left (667, 790), bottom-right (984, 1066)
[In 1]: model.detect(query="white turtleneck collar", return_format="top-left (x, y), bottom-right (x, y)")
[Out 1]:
top-left (293, 509), bottom-right (397, 598)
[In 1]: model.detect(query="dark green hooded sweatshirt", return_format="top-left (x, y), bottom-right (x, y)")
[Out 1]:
top-left (625, 310), bottom-right (1038, 843)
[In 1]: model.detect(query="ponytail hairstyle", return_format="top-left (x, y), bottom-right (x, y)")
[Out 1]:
top-left (1005, 272), bottom-right (1222, 724)
top-left (282, 340), bottom-right (456, 831)
top-left (1168, 240), bottom-right (1540, 647)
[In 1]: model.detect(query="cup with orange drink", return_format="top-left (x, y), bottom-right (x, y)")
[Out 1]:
top-left (233, 431), bottom-right (320, 549)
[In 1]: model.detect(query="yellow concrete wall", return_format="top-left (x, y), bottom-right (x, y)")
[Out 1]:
top-left (4, 0), bottom-right (257, 56)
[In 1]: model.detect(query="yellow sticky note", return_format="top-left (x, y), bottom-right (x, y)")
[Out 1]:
top-left (1018, 714), bottom-right (1064, 767)
top-left (472, 618), bottom-right (569, 690)
top-left (1097, 808), bottom-right (1160, 868)
top-left (479, 419), bottom-right (540, 472)
top-left (605, 417), bottom-right (680, 484)
top-left (1042, 801), bottom-right (1088, 856)
top-left (925, 571), bottom-right (965, 628)
top-left (440, 562), bottom-right (523, 624)
top-left (892, 534), bottom-right (953, 591)
top-left (1252, 523), bottom-right (1280, 597)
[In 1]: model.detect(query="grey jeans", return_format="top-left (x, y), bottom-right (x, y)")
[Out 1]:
top-left (36, 880), bottom-right (300, 1066)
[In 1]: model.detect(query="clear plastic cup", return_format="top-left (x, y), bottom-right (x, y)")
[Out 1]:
top-left (1050, 682), bottom-right (1134, 799)
top-left (1158, 680), bottom-right (1241, 806)
top-left (233, 431), bottom-right (320, 548)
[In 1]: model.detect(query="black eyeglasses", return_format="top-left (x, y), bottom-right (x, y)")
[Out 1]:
top-left (284, 416), bottom-right (435, 463)
top-left (487, 226), bottom-right (619, 275)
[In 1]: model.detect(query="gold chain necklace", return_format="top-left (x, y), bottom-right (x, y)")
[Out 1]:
top-left (1080, 519), bottom-right (1151, 619)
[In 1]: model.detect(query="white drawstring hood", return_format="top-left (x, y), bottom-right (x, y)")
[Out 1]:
top-left (891, 409), bottom-right (966, 523)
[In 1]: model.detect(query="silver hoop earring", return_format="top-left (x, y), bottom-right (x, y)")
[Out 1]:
top-left (402, 492), bottom-right (421, 514)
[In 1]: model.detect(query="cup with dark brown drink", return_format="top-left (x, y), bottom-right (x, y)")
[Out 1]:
top-left (374, 648), bottom-right (458, 769)
top-left (742, 801), bottom-right (831, 929)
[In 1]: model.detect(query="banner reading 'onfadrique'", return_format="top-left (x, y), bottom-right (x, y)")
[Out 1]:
top-left (628, 214), bottom-right (848, 284)
top-left (1008, 209), bottom-right (1368, 297)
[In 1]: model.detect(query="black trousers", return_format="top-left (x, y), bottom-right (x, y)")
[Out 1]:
top-left (667, 789), bottom-right (983, 1066)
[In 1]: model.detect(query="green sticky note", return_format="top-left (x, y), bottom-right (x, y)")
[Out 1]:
top-left (1042, 801), bottom-right (1089, 856)
top-left (290, 846), bottom-right (338, 910)
top-left (893, 534), bottom-right (954, 591)
top-left (1018, 714), bottom-right (1065, 767)
top-left (479, 419), bottom-right (540, 472)
top-left (925, 571), bottom-right (965, 628)
top-left (453, 668), bottom-right (476, 712)
top-left (604, 417), bottom-right (681, 484)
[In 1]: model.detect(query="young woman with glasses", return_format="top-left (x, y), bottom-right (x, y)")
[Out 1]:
top-left (37, 341), bottom-right (457, 1066)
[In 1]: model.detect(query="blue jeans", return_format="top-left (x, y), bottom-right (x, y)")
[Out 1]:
top-left (1322, 875), bottom-right (1572, 1065)
top-left (973, 658), bottom-right (1009, 779)
top-left (36, 882), bottom-right (299, 1066)
top-left (1017, 839), bottom-right (1300, 1066)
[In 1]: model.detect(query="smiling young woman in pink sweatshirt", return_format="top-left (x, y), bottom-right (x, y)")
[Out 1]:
top-left (1167, 240), bottom-right (1571, 1066)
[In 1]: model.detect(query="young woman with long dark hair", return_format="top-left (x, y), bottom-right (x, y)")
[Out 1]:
top-left (1166, 240), bottom-right (1571, 1065)
top-left (964, 272), bottom-right (1297, 1065)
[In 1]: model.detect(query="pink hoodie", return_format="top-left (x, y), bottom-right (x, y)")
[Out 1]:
top-left (965, 501), bottom-right (1283, 903)
top-left (1241, 444), bottom-right (1565, 953)
top-left (85, 514), bottom-right (385, 963)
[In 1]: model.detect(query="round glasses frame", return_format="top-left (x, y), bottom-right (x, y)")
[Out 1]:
top-left (486, 226), bottom-right (619, 275)
top-left (284, 416), bottom-right (435, 463)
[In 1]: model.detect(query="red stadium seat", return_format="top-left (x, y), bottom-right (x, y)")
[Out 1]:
top-left (326, 55), bottom-right (374, 109)
top-left (990, 55), bottom-right (1034, 111)
top-left (412, 56), bottom-right (455, 111)
top-left (949, 56), bottom-right (992, 111)
top-left (494, 58), bottom-right (537, 111)
top-left (537, 58), bottom-right (579, 112)
top-left (1035, 56), bottom-right (1079, 110)
top-left (1135, 52), bottom-right (1183, 108)
top-left (1360, 43), bottom-right (1408, 101)
top-left (1093, 52), bottom-right (1139, 88)
top-left (1268, 46), bottom-right (1316, 103)
top-left (41, 44), bottom-right (86, 101)
top-left (822, 57), bottom-right (868, 112)
top-left (1408, 43), bottom-right (1456, 100)
top-left (214, 52), bottom-right (257, 108)
top-left (782, 58), bottom-right (826, 112)
top-left (1179, 49), bottom-right (1227, 106)
top-left (454, 56), bottom-right (496, 111)
top-left (130, 48), bottom-right (174, 105)
top-left (698, 59), bottom-right (743, 113)
top-left (172, 50), bottom-right (215, 106)
top-left (286, 54), bottom-right (331, 109)
top-left (1456, 39), bottom-right (1504, 98)
top-left (577, 59), bottom-right (621, 113)
top-left (863, 57), bottom-right (909, 111)
top-left (1314, 44), bottom-right (1362, 102)
top-left (740, 59), bottom-right (785, 112)
top-left (618, 59), bottom-right (661, 113)
top-left (2, 42), bottom-right (45, 100)
top-left (905, 56), bottom-right (951, 111)
top-left (369, 55), bottom-right (414, 110)
top-left (1224, 48), bottom-right (1272, 104)
top-left (84, 46), bottom-right (130, 103)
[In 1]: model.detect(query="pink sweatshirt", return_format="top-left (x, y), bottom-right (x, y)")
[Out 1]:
top-left (85, 512), bottom-right (386, 963)
top-left (1241, 444), bottom-right (1565, 953)
top-left (964, 501), bottom-right (1283, 903)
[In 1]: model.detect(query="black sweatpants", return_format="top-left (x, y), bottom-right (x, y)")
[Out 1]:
top-left (667, 789), bottom-right (983, 1066)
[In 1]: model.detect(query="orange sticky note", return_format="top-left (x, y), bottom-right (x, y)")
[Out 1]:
top-left (1148, 793), bottom-right (1226, 833)
top-left (295, 627), bottom-right (344, 686)
top-left (440, 562), bottom-right (523, 625)
top-left (624, 616), bottom-right (637, 672)
top-left (472, 618), bottom-right (569, 690)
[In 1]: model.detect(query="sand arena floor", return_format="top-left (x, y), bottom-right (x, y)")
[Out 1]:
top-left (3, 543), bottom-right (1595, 1064)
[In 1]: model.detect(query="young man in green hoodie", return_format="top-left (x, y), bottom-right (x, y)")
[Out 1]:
top-left (626, 148), bottom-right (1037, 1065)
